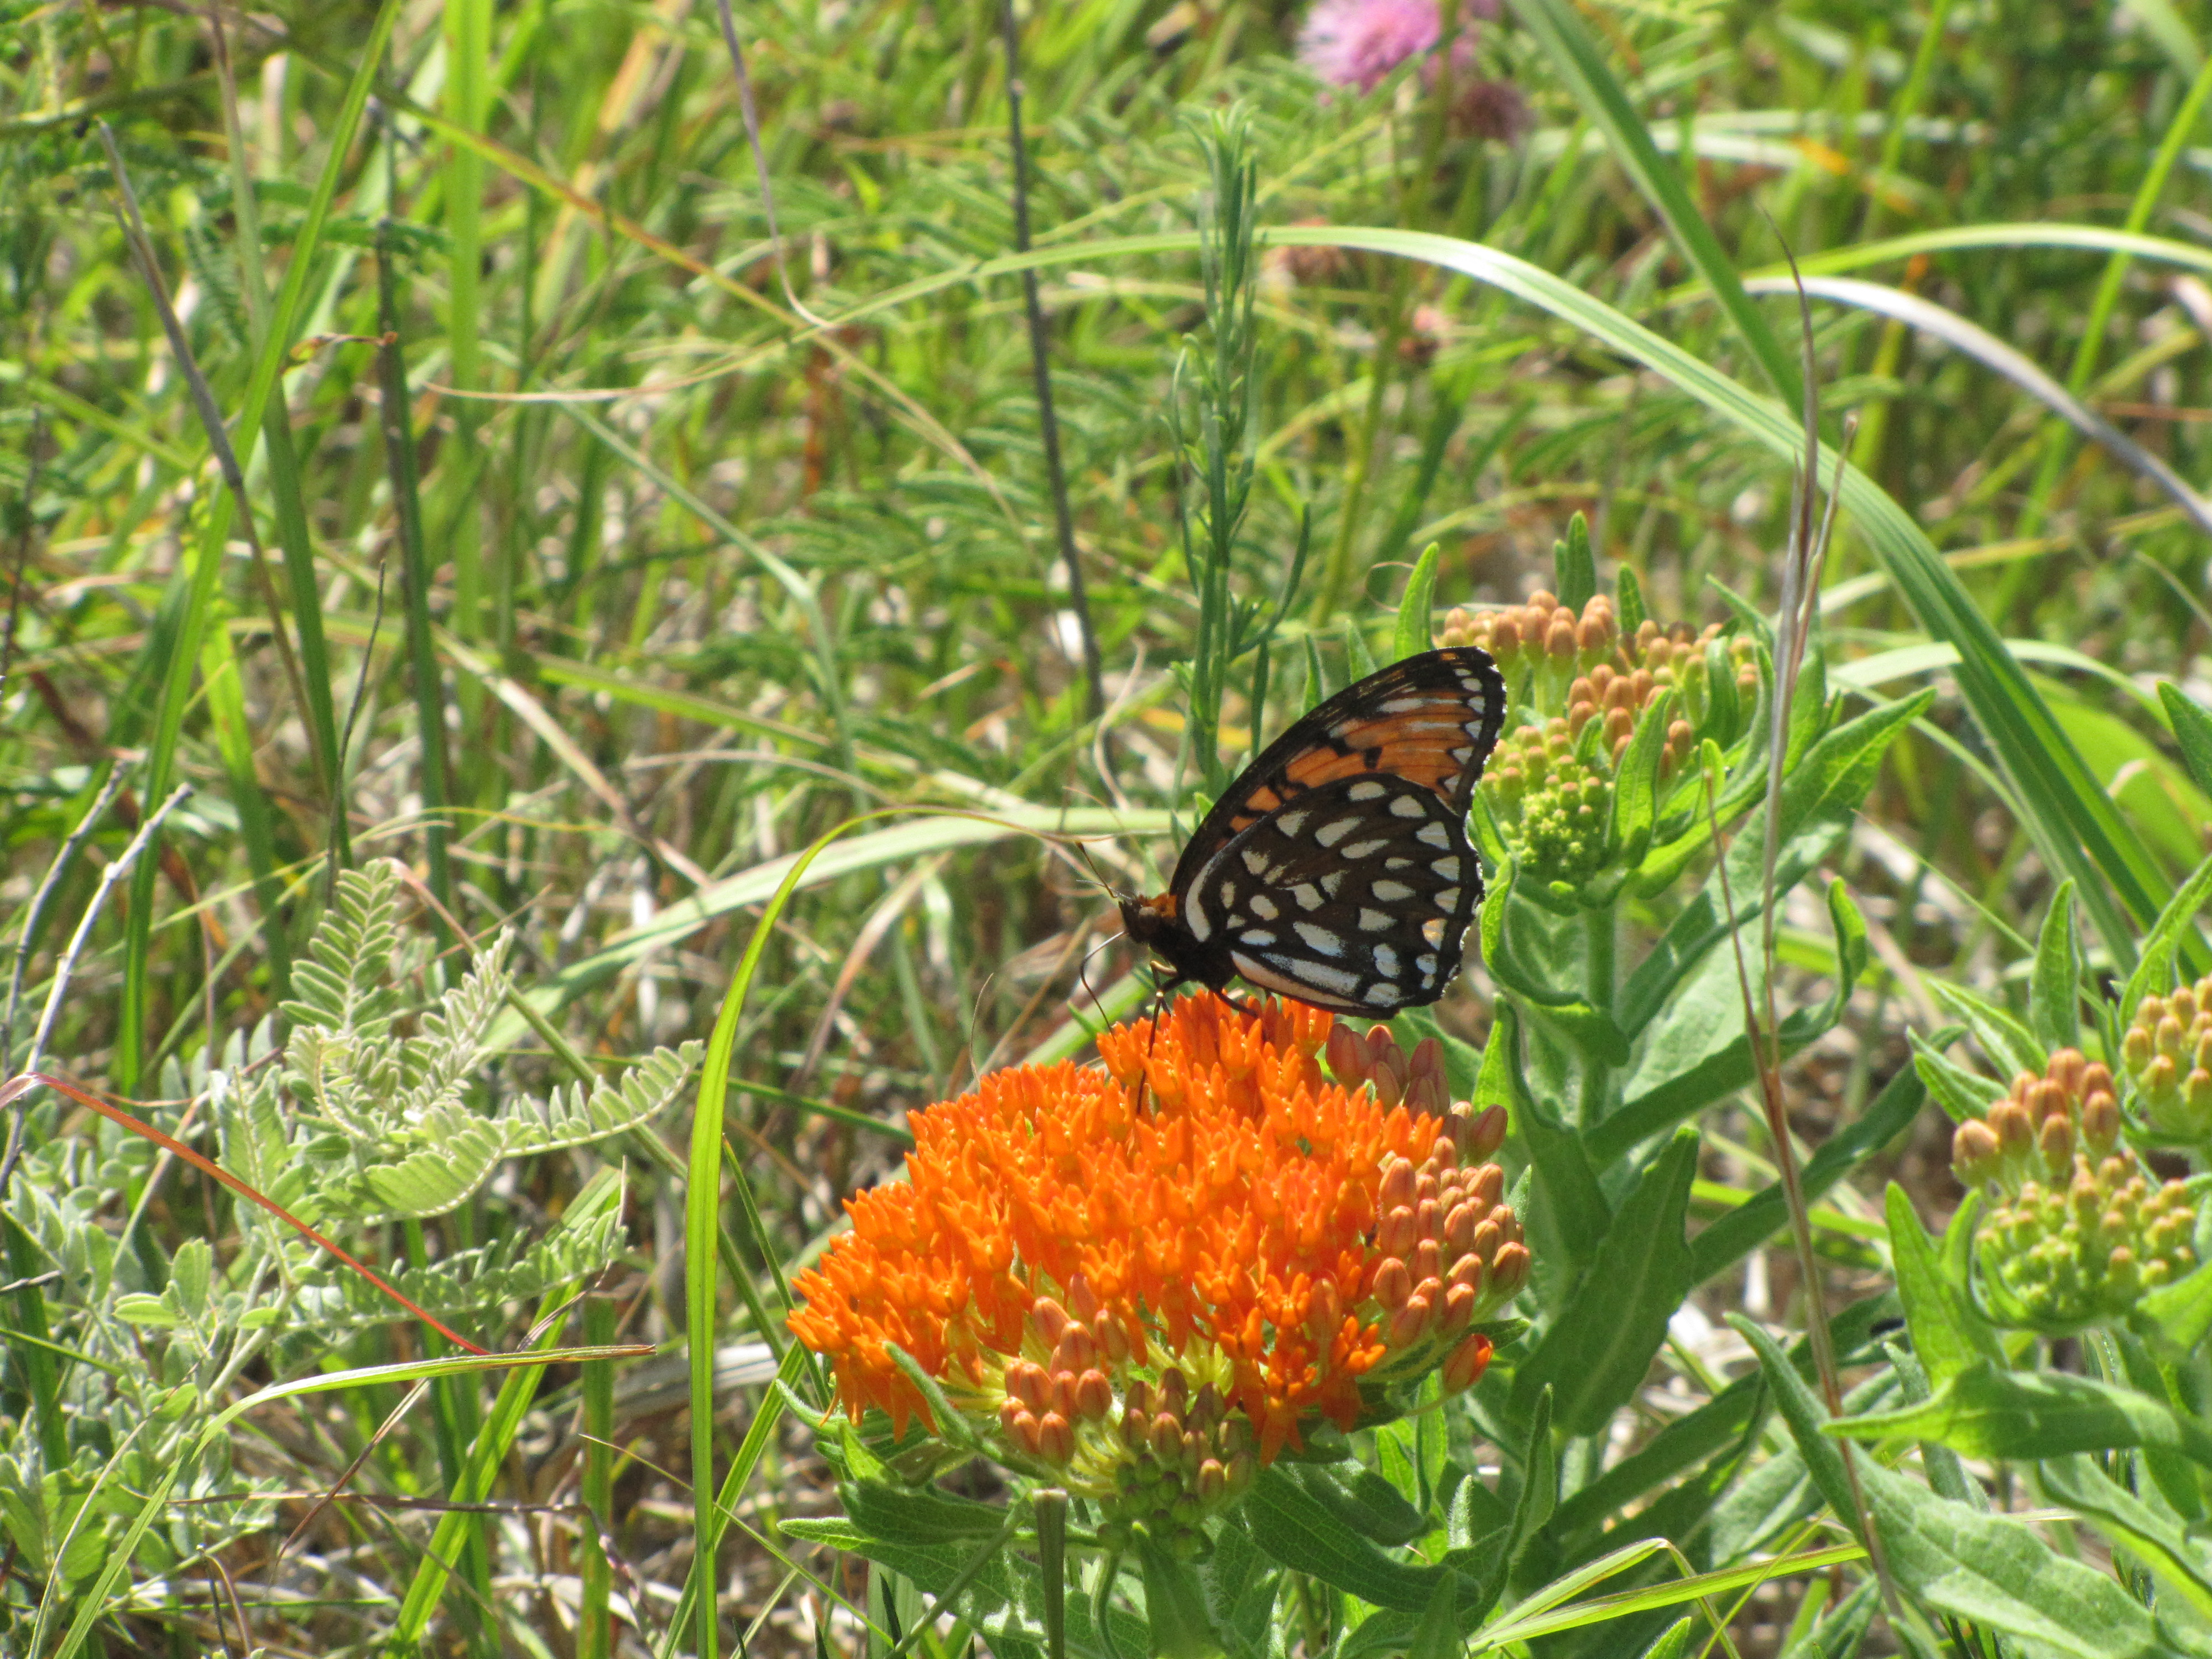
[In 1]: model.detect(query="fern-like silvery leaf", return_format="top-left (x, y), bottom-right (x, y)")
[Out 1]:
top-left (345, 1109), bottom-right (511, 1222)
top-left (505, 1042), bottom-right (701, 1157)
top-left (396, 935), bottom-right (514, 1106)
top-left (278, 865), bottom-right (403, 1041)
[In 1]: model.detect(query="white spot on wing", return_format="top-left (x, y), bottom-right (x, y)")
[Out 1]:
top-left (1275, 809), bottom-right (1310, 837)
top-left (1373, 944), bottom-right (1401, 978)
top-left (1364, 982), bottom-right (1399, 1005)
top-left (1313, 818), bottom-right (1360, 848)
top-left (1389, 795), bottom-right (1426, 819)
top-left (1342, 838), bottom-right (1391, 859)
top-left (1431, 857), bottom-right (1460, 881)
top-left (1370, 879), bottom-right (1415, 902)
top-left (1233, 951), bottom-right (1360, 1001)
top-left (1435, 888), bottom-right (1461, 911)
top-left (1242, 848), bottom-right (1272, 876)
top-left (1416, 822), bottom-right (1452, 848)
top-left (1293, 921), bottom-right (1345, 956)
top-left (1319, 871), bottom-right (1347, 898)
top-left (1416, 952), bottom-right (1439, 978)
top-left (1248, 895), bottom-right (1279, 921)
top-left (1291, 884), bottom-right (1324, 911)
top-left (1239, 929), bottom-right (1278, 947)
top-left (1358, 908), bottom-right (1392, 932)
top-left (1346, 780), bottom-right (1387, 801)
top-left (1186, 890), bottom-right (1212, 941)
top-left (1421, 917), bottom-right (1447, 947)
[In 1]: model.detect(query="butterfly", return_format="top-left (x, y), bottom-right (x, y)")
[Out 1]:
top-left (1119, 646), bottom-right (1507, 1015)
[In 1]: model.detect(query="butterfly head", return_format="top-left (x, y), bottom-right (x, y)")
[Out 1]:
top-left (1115, 889), bottom-right (1177, 950)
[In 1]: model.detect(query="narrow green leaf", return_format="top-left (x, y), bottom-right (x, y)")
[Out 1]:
top-left (1615, 564), bottom-right (1648, 637)
top-left (2161, 684), bottom-right (2212, 799)
top-left (1504, 0), bottom-right (1796, 404)
top-left (1687, 1065), bottom-right (1924, 1282)
top-left (1829, 1358), bottom-right (2212, 1472)
top-left (2038, 1454), bottom-right (2212, 1625)
top-left (1492, 1005), bottom-right (1609, 1291)
top-left (1553, 512), bottom-right (1595, 612)
top-left (1619, 692), bottom-right (1930, 1036)
top-left (2030, 881), bottom-right (2084, 1055)
top-left (1927, 979), bottom-right (2046, 1081)
top-left (1512, 1128), bottom-right (1697, 1434)
top-left (1408, 1574), bottom-right (1462, 1659)
top-left (1245, 1467), bottom-right (1443, 1613)
top-left (2121, 844), bottom-right (2212, 1021)
top-left (2137, 1256), bottom-right (2212, 1350)
top-left (1394, 542), bottom-right (1442, 663)
top-left (1910, 1031), bottom-right (2008, 1125)
top-left (1885, 1183), bottom-right (2001, 1389)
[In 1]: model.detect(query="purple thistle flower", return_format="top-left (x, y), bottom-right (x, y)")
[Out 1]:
top-left (1296, 0), bottom-right (1497, 94)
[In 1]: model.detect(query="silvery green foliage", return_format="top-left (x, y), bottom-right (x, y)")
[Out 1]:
top-left (0, 860), bottom-right (696, 1597)
top-left (235, 862), bottom-right (699, 1228)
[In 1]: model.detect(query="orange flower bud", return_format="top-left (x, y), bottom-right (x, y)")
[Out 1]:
top-left (1076, 1369), bottom-right (1113, 1421)
top-left (1442, 1332), bottom-right (1493, 1394)
top-left (1030, 1297), bottom-right (1070, 1347)
top-left (1037, 1411), bottom-right (1074, 1464)
top-left (1490, 1242), bottom-right (1531, 1299)
top-left (1371, 1258), bottom-right (1413, 1309)
top-left (1379, 1156), bottom-right (1416, 1212)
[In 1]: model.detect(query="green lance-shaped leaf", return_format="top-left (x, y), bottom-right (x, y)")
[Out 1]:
top-left (2119, 841), bottom-right (2212, 1034)
top-left (1511, 1127), bottom-right (1697, 1435)
top-left (1394, 542), bottom-right (1442, 664)
top-left (1910, 1031), bottom-right (2008, 1125)
top-left (1444, 1384), bottom-right (1553, 1625)
top-left (1552, 512), bottom-right (1596, 612)
top-left (1735, 1314), bottom-right (2164, 1659)
top-left (1280, 1464), bottom-right (1426, 1549)
top-left (2038, 1453), bottom-right (2212, 1628)
top-left (1245, 1465), bottom-right (1449, 1614)
top-left (2031, 881), bottom-right (2085, 1055)
top-left (1830, 1358), bottom-right (2212, 1472)
top-left (2161, 682), bottom-right (2212, 801)
top-left (1595, 880), bottom-right (1871, 1167)
top-left (1489, 1004), bottom-right (1609, 1292)
top-left (1927, 979), bottom-right (2046, 1084)
top-left (1886, 1183), bottom-right (2004, 1390)
top-left (1618, 692), bottom-right (1932, 1038)
top-left (1686, 1060), bottom-right (1923, 1284)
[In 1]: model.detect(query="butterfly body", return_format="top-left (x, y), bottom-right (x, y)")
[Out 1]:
top-left (1123, 647), bottom-right (1507, 1015)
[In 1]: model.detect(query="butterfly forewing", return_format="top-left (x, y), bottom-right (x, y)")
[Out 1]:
top-left (1181, 774), bottom-right (1481, 1014)
top-left (1123, 646), bottom-right (1507, 1016)
top-left (1169, 649), bottom-right (1506, 894)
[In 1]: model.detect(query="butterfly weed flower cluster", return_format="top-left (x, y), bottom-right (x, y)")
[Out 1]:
top-left (787, 994), bottom-right (1525, 1556)
top-left (1949, 1047), bottom-right (2198, 1331)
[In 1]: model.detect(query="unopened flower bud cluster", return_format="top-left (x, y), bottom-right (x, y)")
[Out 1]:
top-left (1480, 721), bottom-right (1615, 886)
top-left (1323, 1023), bottom-right (1531, 1392)
top-left (1441, 588), bottom-right (1756, 886)
top-left (1951, 1048), bottom-right (2197, 1330)
top-left (2120, 975), bottom-right (2212, 1144)
top-left (1439, 589), bottom-right (1757, 731)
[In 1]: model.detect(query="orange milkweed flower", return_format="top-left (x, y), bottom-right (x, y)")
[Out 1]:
top-left (788, 994), bottom-right (1528, 1543)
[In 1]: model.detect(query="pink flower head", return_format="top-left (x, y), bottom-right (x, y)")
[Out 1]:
top-left (1297, 0), bottom-right (1495, 93)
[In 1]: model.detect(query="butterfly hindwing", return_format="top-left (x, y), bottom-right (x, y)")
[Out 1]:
top-left (1181, 773), bottom-right (1481, 1014)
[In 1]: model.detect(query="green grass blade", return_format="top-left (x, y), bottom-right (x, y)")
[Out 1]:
top-left (1269, 223), bottom-right (2171, 969)
top-left (1506, 0), bottom-right (1797, 406)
